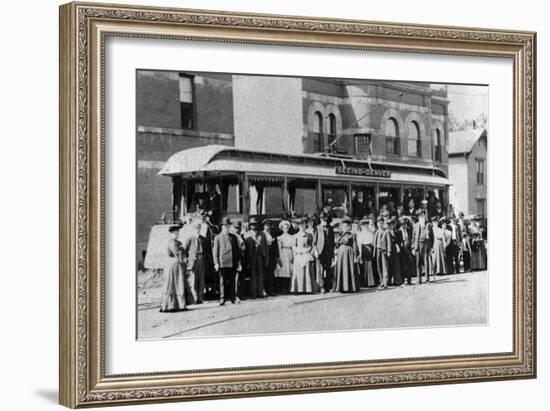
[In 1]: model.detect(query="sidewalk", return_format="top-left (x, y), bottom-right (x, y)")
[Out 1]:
top-left (138, 271), bottom-right (488, 340)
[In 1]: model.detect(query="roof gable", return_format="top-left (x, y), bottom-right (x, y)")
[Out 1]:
top-left (448, 128), bottom-right (487, 156)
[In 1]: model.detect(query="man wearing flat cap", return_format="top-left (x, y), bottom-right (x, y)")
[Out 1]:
top-left (411, 209), bottom-right (434, 284)
top-left (212, 217), bottom-right (242, 305)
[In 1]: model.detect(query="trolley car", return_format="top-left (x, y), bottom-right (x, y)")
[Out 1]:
top-left (143, 144), bottom-right (450, 270)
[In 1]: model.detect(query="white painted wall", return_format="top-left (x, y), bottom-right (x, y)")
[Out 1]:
top-left (233, 75), bottom-right (304, 154)
top-left (448, 156), bottom-right (469, 215)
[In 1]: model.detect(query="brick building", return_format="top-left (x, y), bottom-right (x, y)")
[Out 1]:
top-left (136, 70), bottom-right (450, 265)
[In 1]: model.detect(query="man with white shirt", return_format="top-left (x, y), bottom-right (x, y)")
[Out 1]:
top-left (446, 217), bottom-right (463, 274)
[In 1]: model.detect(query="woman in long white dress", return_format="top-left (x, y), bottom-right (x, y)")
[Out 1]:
top-left (290, 217), bottom-right (318, 294)
top-left (431, 217), bottom-right (450, 276)
top-left (275, 220), bottom-right (293, 294)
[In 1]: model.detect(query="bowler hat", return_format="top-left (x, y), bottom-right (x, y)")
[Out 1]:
top-left (168, 225), bottom-right (180, 233)
top-left (232, 219), bottom-right (242, 228)
top-left (248, 216), bottom-right (260, 226)
top-left (220, 216), bottom-right (232, 226)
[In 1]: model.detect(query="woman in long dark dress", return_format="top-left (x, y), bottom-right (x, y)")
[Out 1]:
top-left (160, 225), bottom-right (187, 312)
top-left (332, 217), bottom-right (359, 293)
top-left (469, 219), bottom-right (487, 270)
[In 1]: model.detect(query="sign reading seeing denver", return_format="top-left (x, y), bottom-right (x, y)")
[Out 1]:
top-left (335, 166), bottom-right (392, 178)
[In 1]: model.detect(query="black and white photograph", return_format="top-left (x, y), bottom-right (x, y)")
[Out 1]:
top-left (136, 70), bottom-right (489, 340)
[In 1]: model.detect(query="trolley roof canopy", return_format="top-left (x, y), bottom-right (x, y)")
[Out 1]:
top-left (159, 145), bottom-right (450, 186)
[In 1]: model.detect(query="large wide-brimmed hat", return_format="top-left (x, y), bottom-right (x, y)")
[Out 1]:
top-left (279, 219), bottom-right (291, 229)
top-left (341, 216), bottom-right (353, 225)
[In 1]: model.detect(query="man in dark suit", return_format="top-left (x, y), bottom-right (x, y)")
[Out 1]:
top-left (205, 183), bottom-right (221, 226)
top-left (373, 216), bottom-right (387, 288)
top-left (404, 198), bottom-right (417, 217)
top-left (263, 220), bottom-right (279, 296)
top-left (433, 200), bottom-right (445, 219)
top-left (244, 216), bottom-right (269, 298)
top-left (182, 220), bottom-right (205, 304)
top-left (230, 219), bottom-right (246, 302)
top-left (397, 216), bottom-right (413, 285)
top-left (314, 211), bottom-right (335, 293)
top-left (446, 217), bottom-right (463, 274)
top-left (212, 217), bottom-right (241, 305)
top-left (352, 190), bottom-right (370, 220)
top-left (411, 209), bottom-right (434, 284)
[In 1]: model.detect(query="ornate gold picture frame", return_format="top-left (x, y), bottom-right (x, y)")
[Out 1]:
top-left (59, 1), bottom-right (536, 408)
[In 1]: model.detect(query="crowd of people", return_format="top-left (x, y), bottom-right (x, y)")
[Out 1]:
top-left (159, 196), bottom-right (488, 313)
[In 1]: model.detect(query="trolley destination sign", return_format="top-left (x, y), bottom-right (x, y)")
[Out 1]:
top-left (335, 165), bottom-right (392, 178)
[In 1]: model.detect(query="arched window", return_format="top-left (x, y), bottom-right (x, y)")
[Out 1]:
top-left (407, 120), bottom-right (421, 157)
top-left (313, 111), bottom-right (324, 152)
top-left (385, 117), bottom-right (400, 155)
top-left (328, 113), bottom-right (337, 148)
top-left (433, 128), bottom-right (442, 161)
